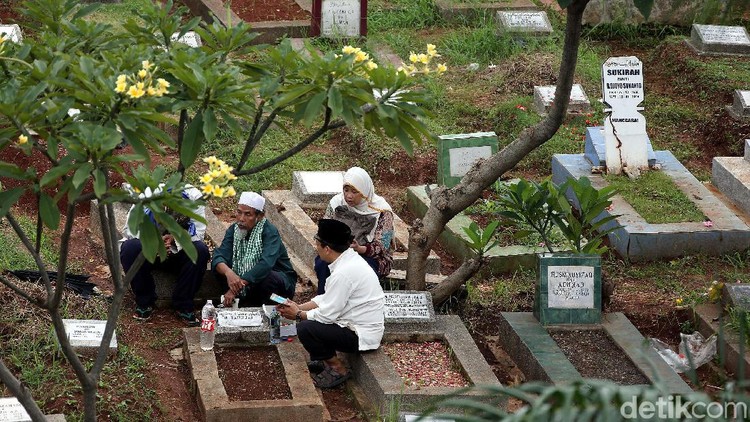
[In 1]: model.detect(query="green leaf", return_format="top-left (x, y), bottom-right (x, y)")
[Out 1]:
top-left (327, 87), bottom-right (343, 117)
top-left (40, 165), bottom-right (71, 187)
top-left (303, 91), bottom-right (327, 127)
top-left (0, 188), bottom-right (24, 218)
top-left (72, 162), bottom-right (93, 188)
top-left (138, 218), bottom-right (161, 263)
top-left (93, 169), bottom-right (106, 198)
top-left (180, 113), bottom-right (204, 169)
top-left (39, 193), bottom-right (60, 229)
top-left (202, 108), bottom-right (218, 142)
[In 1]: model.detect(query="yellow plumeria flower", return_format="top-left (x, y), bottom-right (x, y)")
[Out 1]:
top-left (418, 54), bottom-right (429, 65)
top-left (199, 174), bottom-right (213, 184)
top-left (225, 186), bottom-right (236, 197)
top-left (201, 184), bottom-right (214, 195)
top-left (675, 298), bottom-right (684, 306)
top-left (114, 74), bottom-right (128, 93)
top-left (427, 44), bottom-right (438, 57)
top-left (147, 87), bottom-right (157, 96)
top-left (409, 52), bottom-right (418, 63)
top-left (116, 74), bottom-right (127, 84)
top-left (342, 45), bottom-right (357, 55)
top-left (127, 85), bottom-right (145, 99)
top-left (157, 78), bottom-right (170, 90)
top-left (367, 61), bottom-right (378, 70)
top-left (17, 134), bottom-right (28, 145)
top-left (138, 69), bottom-right (148, 78)
top-left (203, 156), bottom-right (218, 165)
top-left (142, 60), bottom-right (153, 70)
top-left (354, 51), bottom-right (368, 62)
top-left (437, 63), bottom-right (447, 73)
top-left (212, 185), bottom-right (225, 197)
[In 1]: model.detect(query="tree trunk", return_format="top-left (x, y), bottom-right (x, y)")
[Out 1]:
top-left (407, 0), bottom-right (591, 303)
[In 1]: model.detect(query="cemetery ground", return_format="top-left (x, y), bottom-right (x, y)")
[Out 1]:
top-left (3, 1), bottom-right (750, 420)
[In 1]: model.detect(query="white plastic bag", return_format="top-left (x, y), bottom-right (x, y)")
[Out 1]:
top-left (649, 332), bottom-right (716, 373)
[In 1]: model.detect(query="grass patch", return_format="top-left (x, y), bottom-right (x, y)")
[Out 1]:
top-left (604, 171), bottom-right (706, 224)
top-left (0, 214), bottom-right (60, 271)
top-left (82, 0), bottom-right (155, 28)
top-left (466, 268), bottom-right (535, 310)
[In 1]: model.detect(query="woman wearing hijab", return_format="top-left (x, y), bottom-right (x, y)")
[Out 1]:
top-left (314, 167), bottom-right (394, 294)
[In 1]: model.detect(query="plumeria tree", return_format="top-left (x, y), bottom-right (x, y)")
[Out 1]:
top-left (0, 0), bottom-right (442, 419)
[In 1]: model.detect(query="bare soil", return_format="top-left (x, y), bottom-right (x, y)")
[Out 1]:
top-left (382, 341), bottom-right (471, 388)
top-left (215, 346), bottom-right (292, 400)
top-left (226, 0), bottom-right (310, 22)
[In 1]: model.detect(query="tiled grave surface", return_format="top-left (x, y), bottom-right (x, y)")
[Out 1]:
top-left (533, 84), bottom-right (592, 115)
top-left (687, 24), bottom-right (750, 56)
top-left (89, 200), bottom-right (228, 306)
top-left (693, 303), bottom-right (750, 380)
top-left (347, 315), bottom-right (502, 413)
top-left (552, 151), bottom-right (750, 261)
top-left (182, 0), bottom-right (310, 44)
top-left (434, 0), bottom-right (536, 23)
top-left (406, 185), bottom-right (545, 272)
top-left (499, 312), bottom-right (692, 393)
top-left (263, 190), bottom-right (442, 288)
top-left (183, 328), bottom-right (323, 421)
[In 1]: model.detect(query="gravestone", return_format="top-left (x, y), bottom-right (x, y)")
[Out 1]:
top-left (170, 31), bottom-right (201, 47)
top-left (0, 24), bottom-right (22, 43)
top-left (383, 290), bottom-right (436, 325)
top-left (602, 56), bottom-right (648, 176)
top-left (689, 24), bottom-right (750, 56)
top-left (217, 309), bottom-right (263, 327)
top-left (62, 319), bottom-right (117, 351)
top-left (584, 126), bottom-right (656, 168)
top-left (291, 170), bottom-right (345, 204)
top-left (534, 254), bottom-right (602, 325)
top-left (533, 84), bottom-right (592, 115)
top-left (400, 414), bottom-right (454, 422)
top-left (713, 139), bottom-right (750, 217)
top-left (0, 398), bottom-right (30, 422)
top-left (495, 11), bottom-right (553, 35)
top-left (311, 0), bottom-right (367, 38)
top-left (437, 132), bottom-right (497, 188)
top-left (728, 90), bottom-right (750, 120)
top-left (722, 283), bottom-right (750, 312)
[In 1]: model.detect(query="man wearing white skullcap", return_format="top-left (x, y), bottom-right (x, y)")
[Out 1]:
top-left (211, 191), bottom-right (297, 306)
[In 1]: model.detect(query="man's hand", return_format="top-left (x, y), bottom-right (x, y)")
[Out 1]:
top-left (163, 234), bottom-right (175, 252)
top-left (223, 290), bottom-right (236, 307)
top-left (277, 300), bottom-right (299, 320)
top-left (226, 270), bottom-right (247, 294)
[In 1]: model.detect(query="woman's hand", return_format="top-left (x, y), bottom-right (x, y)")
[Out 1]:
top-left (351, 240), bottom-right (366, 254)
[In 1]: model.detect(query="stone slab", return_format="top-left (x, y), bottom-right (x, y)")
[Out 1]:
top-left (722, 283), bottom-right (750, 312)
top-left (495, 10), bottom-right (553, 35)
top-left (291, 171), bottom-right (345, 204)
top-left (533, 84), bottom-right (592, 115)
top-left (263, 190), bottom-right (441, 288)
top-left (434, 0), bottom-right (536, 23)
top-left (400, 414), bottom-right (454, 422)
top-left (534, 254), bottom-right (601, 325)
top-left (688, 24), bottom-right (750, 56)
top-left (727, 90), bottom-right (750, 120)
top-left (437, 132), bottom-right (497, 188)
top-left (214, 307), bottom-right (270, 344)
top-left (61, 319), bottom-right (117, 351)
top-left (183, 328), bottom-right (324, 422)
top-left (693, 303), bottom-right (750, 380)
top-left (384, 291), bottom-right (436, 325)
top-left (0, 24), bottom-right (22, 43)
top-left (407, 185), bottom-right (545, 273)
top-left (552, 151), bottom-right (750, 261)
top-left (713, 155), bottom-right (750, 219)
top-left (584, 126), bottom-right (656, 168)
top-left (348, 315), bottom-right (502, 413)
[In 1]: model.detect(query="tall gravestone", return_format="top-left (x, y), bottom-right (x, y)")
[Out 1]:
top-left (534, 254), bottom-right (602, 325)
top-left (602, 56), bottom-right (648, 176)
top-left (437, 132), bottom-right (497, 188)
top-left (311, 0), bottom-right (367, 38)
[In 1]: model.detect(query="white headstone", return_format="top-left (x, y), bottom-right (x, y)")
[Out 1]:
top-left (533, 84), bottom-right (591, 115)
top-left (547, 266), bottom-right (595, 309)
top-left (0, 398), bottom-right (31, 422)
top-left (321, 0), bottom-right (361, 38)
top-left (695, 24), bottom-right (750, 45)
top-left (730, 90), bottom-right (750, 119)
top-left (217, 309), bottom-right (263, 327)
top-left (448, 146), bottom-right (492, 178)
top-left (384, 292), bottom-right (432, 320)
top-left (602, 56), bottom-right (648, 175)
top-left (496, 11), bottom-right (553, 35)
top-left (170, 31), bottom-right (201, 47)
top-left (291, 170), bottom-right (345, 203)
top-left (0, 24), bottom-right (22, 43)
top-left (62, 319), bottom-right (117, 350)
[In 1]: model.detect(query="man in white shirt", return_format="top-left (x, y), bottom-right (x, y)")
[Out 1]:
top-left (278, 219), bottom-right (385, 389)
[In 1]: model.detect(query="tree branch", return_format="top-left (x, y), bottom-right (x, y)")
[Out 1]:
top-left (236, 100), bottom-right (268, 171)
top-left (5, 213), bottom-right (54, 302)
top-left (0, 360), bottom-right (46, 421)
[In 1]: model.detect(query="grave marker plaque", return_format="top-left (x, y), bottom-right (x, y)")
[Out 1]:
top-left (170, 31), bottom-right (202, 47)
top-left (0, 24), bottom-right (22, 43)
top-left (62, 319), bottom-right (117, 350)
top-left (534, 254), bottom-right (601, 325)
top-left (533, 84), bottom-right (591, 115)
top-left (437, 132), bottom-right (497, 187)
top-left (384, 291), bottom-right (435, 324)
top-left (602, 56), bottom-right (648, 175)
top-left (292, 171), bottom-right (345, 204)
top-left (217, 309), bottom-right (263, 327)
top-left (690, 24), bottom-right (750, 55)
top-left (728, 90), bottom-right (750, 120)
top-left (495, 11), bottom-right (552, 35)
top-left (0, 398), bottom-right (31, 422)
top-left (312, 0), bottom-right (367, 38)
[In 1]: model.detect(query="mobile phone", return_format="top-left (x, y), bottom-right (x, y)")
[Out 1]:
top-left (269, 293), bottom-right (287, 304)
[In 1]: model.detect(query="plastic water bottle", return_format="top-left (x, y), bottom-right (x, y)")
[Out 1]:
top-left (200, 300), bottom-right (217, 351)
top-left (269, 307), bottom-right (281, 345)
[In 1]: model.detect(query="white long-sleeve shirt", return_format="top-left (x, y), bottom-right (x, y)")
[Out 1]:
top-left (307, 248), bottom-right (385, 351)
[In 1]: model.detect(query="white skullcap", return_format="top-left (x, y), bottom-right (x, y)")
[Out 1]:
top-left (238, 191), bottom-right (265, 212)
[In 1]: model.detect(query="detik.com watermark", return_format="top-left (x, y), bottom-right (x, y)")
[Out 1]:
top-left (620, 396), bottom-right (748, 419)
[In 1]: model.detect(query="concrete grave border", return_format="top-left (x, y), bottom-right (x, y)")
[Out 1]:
top-left (347, 315), bottom-right (502, 413)
top-left (693, 303), bottom-right (750, 380)
top-left (552, 151), bottom-right (750, 261)
top-left (183, 328), bottom-right (324, 422)
top-left (498, 312), bottom-right (693, 394)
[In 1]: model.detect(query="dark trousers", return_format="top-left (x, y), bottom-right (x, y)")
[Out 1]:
top-left (314, 255), bottom-right (378, 295)
top-left (297, 320), bottom-right (359, 361)
top-left (217, 271), bottom-right (294, 307)
top-left (120, 238), bottom-right (209, 312)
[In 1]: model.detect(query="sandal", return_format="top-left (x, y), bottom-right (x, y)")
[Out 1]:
top-left (307, 360), bottom-right (326, 374)
top-left (312, 366), bottom-right (351, 389)
top-left (133, 306), bottom-right (154, 321)
top-left (175, 310), bottom-right (200, 327)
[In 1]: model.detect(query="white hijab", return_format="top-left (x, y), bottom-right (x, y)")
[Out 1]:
top-left (329, 167), bottom-right (392, 242)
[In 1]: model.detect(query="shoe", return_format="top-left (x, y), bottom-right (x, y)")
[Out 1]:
top-left (175, 310), bottom-right (200, 327)
top-left (312, 367), bottom-right (351, 389)
top-left (133, 306), bottom-right (154, 321)
top-left (307, 360), bottom-right (326, 374)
